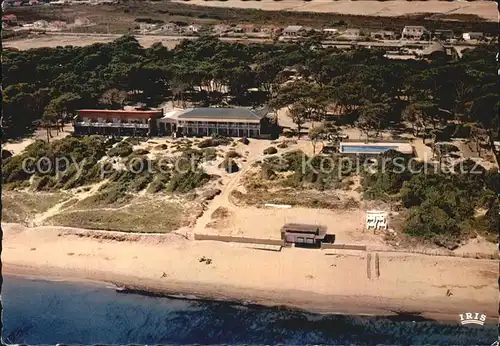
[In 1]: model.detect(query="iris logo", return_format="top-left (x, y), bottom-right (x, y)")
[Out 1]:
top-left (458, 312), bottom-right (487, 325)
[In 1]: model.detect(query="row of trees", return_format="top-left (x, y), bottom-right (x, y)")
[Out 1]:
top-left (3, 35), bottom-right (498, 146)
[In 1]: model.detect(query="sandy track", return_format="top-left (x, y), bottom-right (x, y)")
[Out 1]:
top-left (172, 0), bottom-right (497, 21)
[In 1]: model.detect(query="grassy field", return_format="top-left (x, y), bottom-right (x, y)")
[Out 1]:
top-left (6, 2), bottom-right (498, 35)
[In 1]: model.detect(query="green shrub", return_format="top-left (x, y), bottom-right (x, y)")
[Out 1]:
top-left (79, 183), bottom-right (131, 207)
top-left (198, 135), bottom-right (232, 148)
top-left (155, 144), bottom-right (169, 150)
top-left (124, 137), bottom-right (146, 145)
top-left (1, 149), bottom-right (12, 159)
top-left (226, 150), bottom-right (241, 159)
top-left (404, 204), bottom-right (461, 249)
top-left (107, 142), bottom-right (133, 157)
top-left (238, 137), bottom-right (250, 145)
top-left (263, 146), bottom-right (278, 155)
top-left (219, 158), bottom-right (239, 173)
top-left (283, 130), bottom-right (295, 138)
top-left (130, 174), bottom-right (154, 192)
top-left (261, 164), bottom-right (277, 180)
top-left (167, 169), bottom-right (211, 193)
top-left (133, 148), bottom-right (150, 156)
top-left (147, 173), bottom-right (171, 193)
top-left (33, 175), bottom-right (56, 191)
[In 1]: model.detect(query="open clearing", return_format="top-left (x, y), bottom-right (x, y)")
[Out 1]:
top-left (3, 34), bottom-right (185, 51)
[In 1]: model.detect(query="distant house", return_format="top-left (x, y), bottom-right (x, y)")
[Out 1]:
top-left (339, 28), bottom-right (361, 40)
top-left (49, 0), bottom-right (66, 5)
top-left (2, 14), bottom-right (17, 25)
top-left (162, 22), bottom-right (179, 33)
top-left (234, 23), bottom-right (256, 34)
top-left (401, 26), bottom-right (429, 40)
top-left (282, 25), bottom-right (305, 37)
top-left (261, 25), bottom-right (281, 34)
top-left (74, 17), bottom-right (90, 26)
top-left (185, 24), bottom-right (202, 33)
top-left (462, 32), bottom-right (483, 41)
top-left (323, 28), bottom-right (338, 36)
top-left (139, 23), bottom-right (158, 31)
top-left (33, 19), bottom-right (49, 29)
top-left (213, 23), bottom-right (231, 35)
top-left (51, 20), bottom-right (67, 30)
top-left (370, 30), bottom-right (395, 40)
top-left (420, 42), bottom-right (447, 59)
top-left (433, 29), bottom-right (453, 40)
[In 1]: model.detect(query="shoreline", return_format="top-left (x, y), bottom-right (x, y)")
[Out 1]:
top-left (3, 264), bottom-right (495, 324)
top-left (3, 223), bottom-right (498, 324)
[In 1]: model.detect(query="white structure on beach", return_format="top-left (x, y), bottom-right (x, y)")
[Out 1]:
top-left (366, 211), bottom-right (388, 231)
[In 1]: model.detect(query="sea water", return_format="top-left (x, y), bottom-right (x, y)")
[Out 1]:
top-left (2, 275), bottom-right (496, 345)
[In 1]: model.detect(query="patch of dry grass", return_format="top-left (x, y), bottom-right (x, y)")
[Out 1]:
top-left (2, 191), bottom-right (69, 224)
top-left (44, 198), bottom-right (197, 233)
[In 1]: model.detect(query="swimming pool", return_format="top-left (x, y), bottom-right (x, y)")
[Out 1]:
top-left (340, 145), bottom-right (398, 154)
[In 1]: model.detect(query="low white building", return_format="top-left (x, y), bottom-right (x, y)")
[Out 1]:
top-left (339, 28), bottom-right (361, 40)
top-left (139, 23), bottom-right (159, 31)
top-left (282, 25), bottom-right (304, 37)
top-left (322, 28), bottom-right (338, 36)
top-left (33, 20), bottom-right (49, 29)
top-left (213, 23), bottom-right (230, 35)
top-left (162, 22), bottom-right (179, 33)
top-left (462, 32), bottom-right (483, 41)
top-left (370, 30), bottom-right (396, 40)
top-left (401, 26), bottom-right (429, 40)
top-left (157, 107), bottom-right (270, 138)
top-left (186, 24), bottom-right (202, 33)
top-left (74, 17), bottom-right (90, 26)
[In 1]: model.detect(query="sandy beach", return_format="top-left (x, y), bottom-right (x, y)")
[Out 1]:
top-left (3, 222), bottom-right (498, 322)
top-left (172, 0), bottom-right (497, 21)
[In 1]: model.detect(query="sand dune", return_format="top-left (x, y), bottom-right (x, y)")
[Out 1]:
top-left (172, 0), bottom-right (497, 21)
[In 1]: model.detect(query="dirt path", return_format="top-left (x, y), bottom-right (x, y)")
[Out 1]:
top-left (193, 146), bottom-right (299, 234)
top-left (30, 180), bottom-right (109, 227)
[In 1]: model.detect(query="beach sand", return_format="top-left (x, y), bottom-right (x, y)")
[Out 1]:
top-left (171, 0), bottom-right (497, 22)
top-left (3, 222), bottom-right (498, 322)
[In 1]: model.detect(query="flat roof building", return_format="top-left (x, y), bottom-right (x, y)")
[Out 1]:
top-left (74, 109), bottom-right (163, 136)
top-left (402, 26), bottom-right (429, 40)
top-left (73, 107), bottom-right (276, 139)
top-left (462, 32), bottom-right (483, 41)
top-left (282, 25), bottom-right (305, 37)
top-left (280, 223), bottom-right (328, 246)
top-left (158, 107), bottom-right (275, 138)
